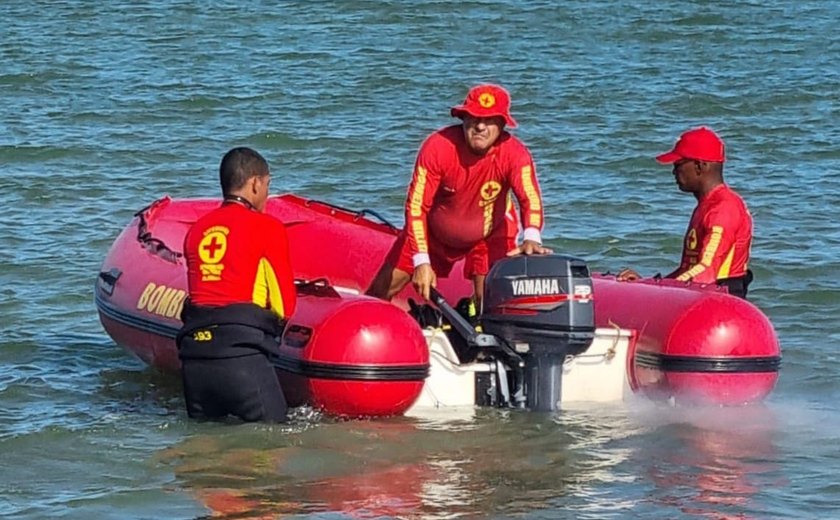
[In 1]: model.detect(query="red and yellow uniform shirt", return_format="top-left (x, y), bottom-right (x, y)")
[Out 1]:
top-left (184, 202), bottom-right (297, 320)
top-left (675, 184), bottom-right (752, 284)
top-left (402, 124), bottom-right (543, 271)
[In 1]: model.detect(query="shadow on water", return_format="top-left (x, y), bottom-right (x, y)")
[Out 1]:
top-left (147, 402), bottom-right (790, 519)
top-left (622, 403), bottom-right (785, 520)
top-left (155, 409), bottom-right (594, 519)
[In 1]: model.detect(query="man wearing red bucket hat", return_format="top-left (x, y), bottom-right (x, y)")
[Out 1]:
top-left (367, 84), bottom-right (551, 306)
top-left (618, 127), bottom-right (754, 298)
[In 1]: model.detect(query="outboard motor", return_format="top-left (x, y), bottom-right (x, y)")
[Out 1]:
top-left (481, 254), bottom-right (595, 411)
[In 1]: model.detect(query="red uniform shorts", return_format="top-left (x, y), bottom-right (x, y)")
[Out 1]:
top-left (387, 220), bottom-right (518, 279)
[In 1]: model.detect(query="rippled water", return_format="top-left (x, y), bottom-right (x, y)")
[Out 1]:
top-left (2, 1), bottom-right (839, 518)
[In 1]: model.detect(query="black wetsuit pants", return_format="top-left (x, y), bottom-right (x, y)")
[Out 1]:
top-left (177, 302), bottom-right (288, 423)
top-left (181, 353), bottom-right (287, 423)
top-left (717, 270), bottom-right (754, 300)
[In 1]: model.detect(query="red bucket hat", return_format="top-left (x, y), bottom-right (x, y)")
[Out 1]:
top-left (450, 84), bottom-right (517, 128)
top-left (656, 127), bottom-right (726, 164)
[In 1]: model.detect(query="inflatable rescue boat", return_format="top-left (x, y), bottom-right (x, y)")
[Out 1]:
top-left (95, 194), bottom-right (781, 417)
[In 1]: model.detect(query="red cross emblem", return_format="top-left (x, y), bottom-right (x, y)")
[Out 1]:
top-left (203, 236), bottom-right (222, 257)
top-left (198, 231), bottom-right (228, 264)
top-left (480, 181), bottom-right (502, 201)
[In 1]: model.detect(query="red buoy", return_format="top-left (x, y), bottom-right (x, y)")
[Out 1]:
top-left (276, 292), bottom-right (429, 417)
top-left (591, 275), bottom-right (780, 405)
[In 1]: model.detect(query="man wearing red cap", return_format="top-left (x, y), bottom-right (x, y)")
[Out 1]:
top-left (367, 84), bottom-right (551, 306)
top-left (618, 127), bottom-right (754, 298)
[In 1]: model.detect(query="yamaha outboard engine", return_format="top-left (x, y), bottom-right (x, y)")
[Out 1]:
top-left (481, 254), bottom-right (595, 411)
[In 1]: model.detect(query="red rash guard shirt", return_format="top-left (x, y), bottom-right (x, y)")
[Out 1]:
top-left (184, 202), bottom-right (297, 320)
top-left (675, 184), bottom-right (752, 284)
top-left (404, 125), bottom-right (544, 257)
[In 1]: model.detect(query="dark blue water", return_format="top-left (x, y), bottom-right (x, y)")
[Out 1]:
top-left (2, 1), bottom-right (839, 518)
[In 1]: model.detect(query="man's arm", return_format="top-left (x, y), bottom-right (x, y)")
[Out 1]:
top-left (261, 219), bottom-right (297, 319)
top-left (507, 148), bottom-right (548, 254)
top-left (404, 142), bottom-right (443, 269)
top-left (403, 140), bottom-right (444, 299)
top-left (404, 164), bottom-right (435, 268)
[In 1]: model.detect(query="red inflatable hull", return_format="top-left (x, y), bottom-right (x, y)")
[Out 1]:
top-left (95, 194), bottom-right (780, 412)
top-left (95, 196), bottom-right (429, 417)
top-left (591, 276), bottom-right (779, 405)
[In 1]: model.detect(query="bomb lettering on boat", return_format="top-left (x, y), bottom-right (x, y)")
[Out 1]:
top-left (511, 278), bottom-right (561, 296)
top-left (136, 282), bottom-right (186, 319)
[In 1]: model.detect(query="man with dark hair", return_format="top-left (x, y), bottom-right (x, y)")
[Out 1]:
top-left (618, 127), bottom-right (754, 299)
top-left (177, 147), bottom-right (297, 422)
top-left (366, 84), bottom-right (551, 308)
top-left (218, 147), bottom-right (270, 195)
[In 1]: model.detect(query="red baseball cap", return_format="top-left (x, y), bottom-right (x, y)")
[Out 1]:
top-left (450, 84), bottom-right (517, 128)
top-left (655, 127), bottom-right (726, 164)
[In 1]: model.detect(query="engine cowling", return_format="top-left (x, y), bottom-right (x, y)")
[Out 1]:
top-left (481, 254), bottom-right (596, 411)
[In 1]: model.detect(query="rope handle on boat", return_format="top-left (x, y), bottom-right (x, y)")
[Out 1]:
top-left (133, 205), bottom-right (183, 264)
top-left (563, 320), bottom-right (621, 365)
top-left (294, 277), bottom-right (343, 298)
top-left (303, 199), bottom-right (397, 230)
top-left (359, 208), bottom-right (397, 229)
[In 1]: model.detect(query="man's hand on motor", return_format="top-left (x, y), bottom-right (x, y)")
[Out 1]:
top-left (507, 239), bottom-right (553, 257)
